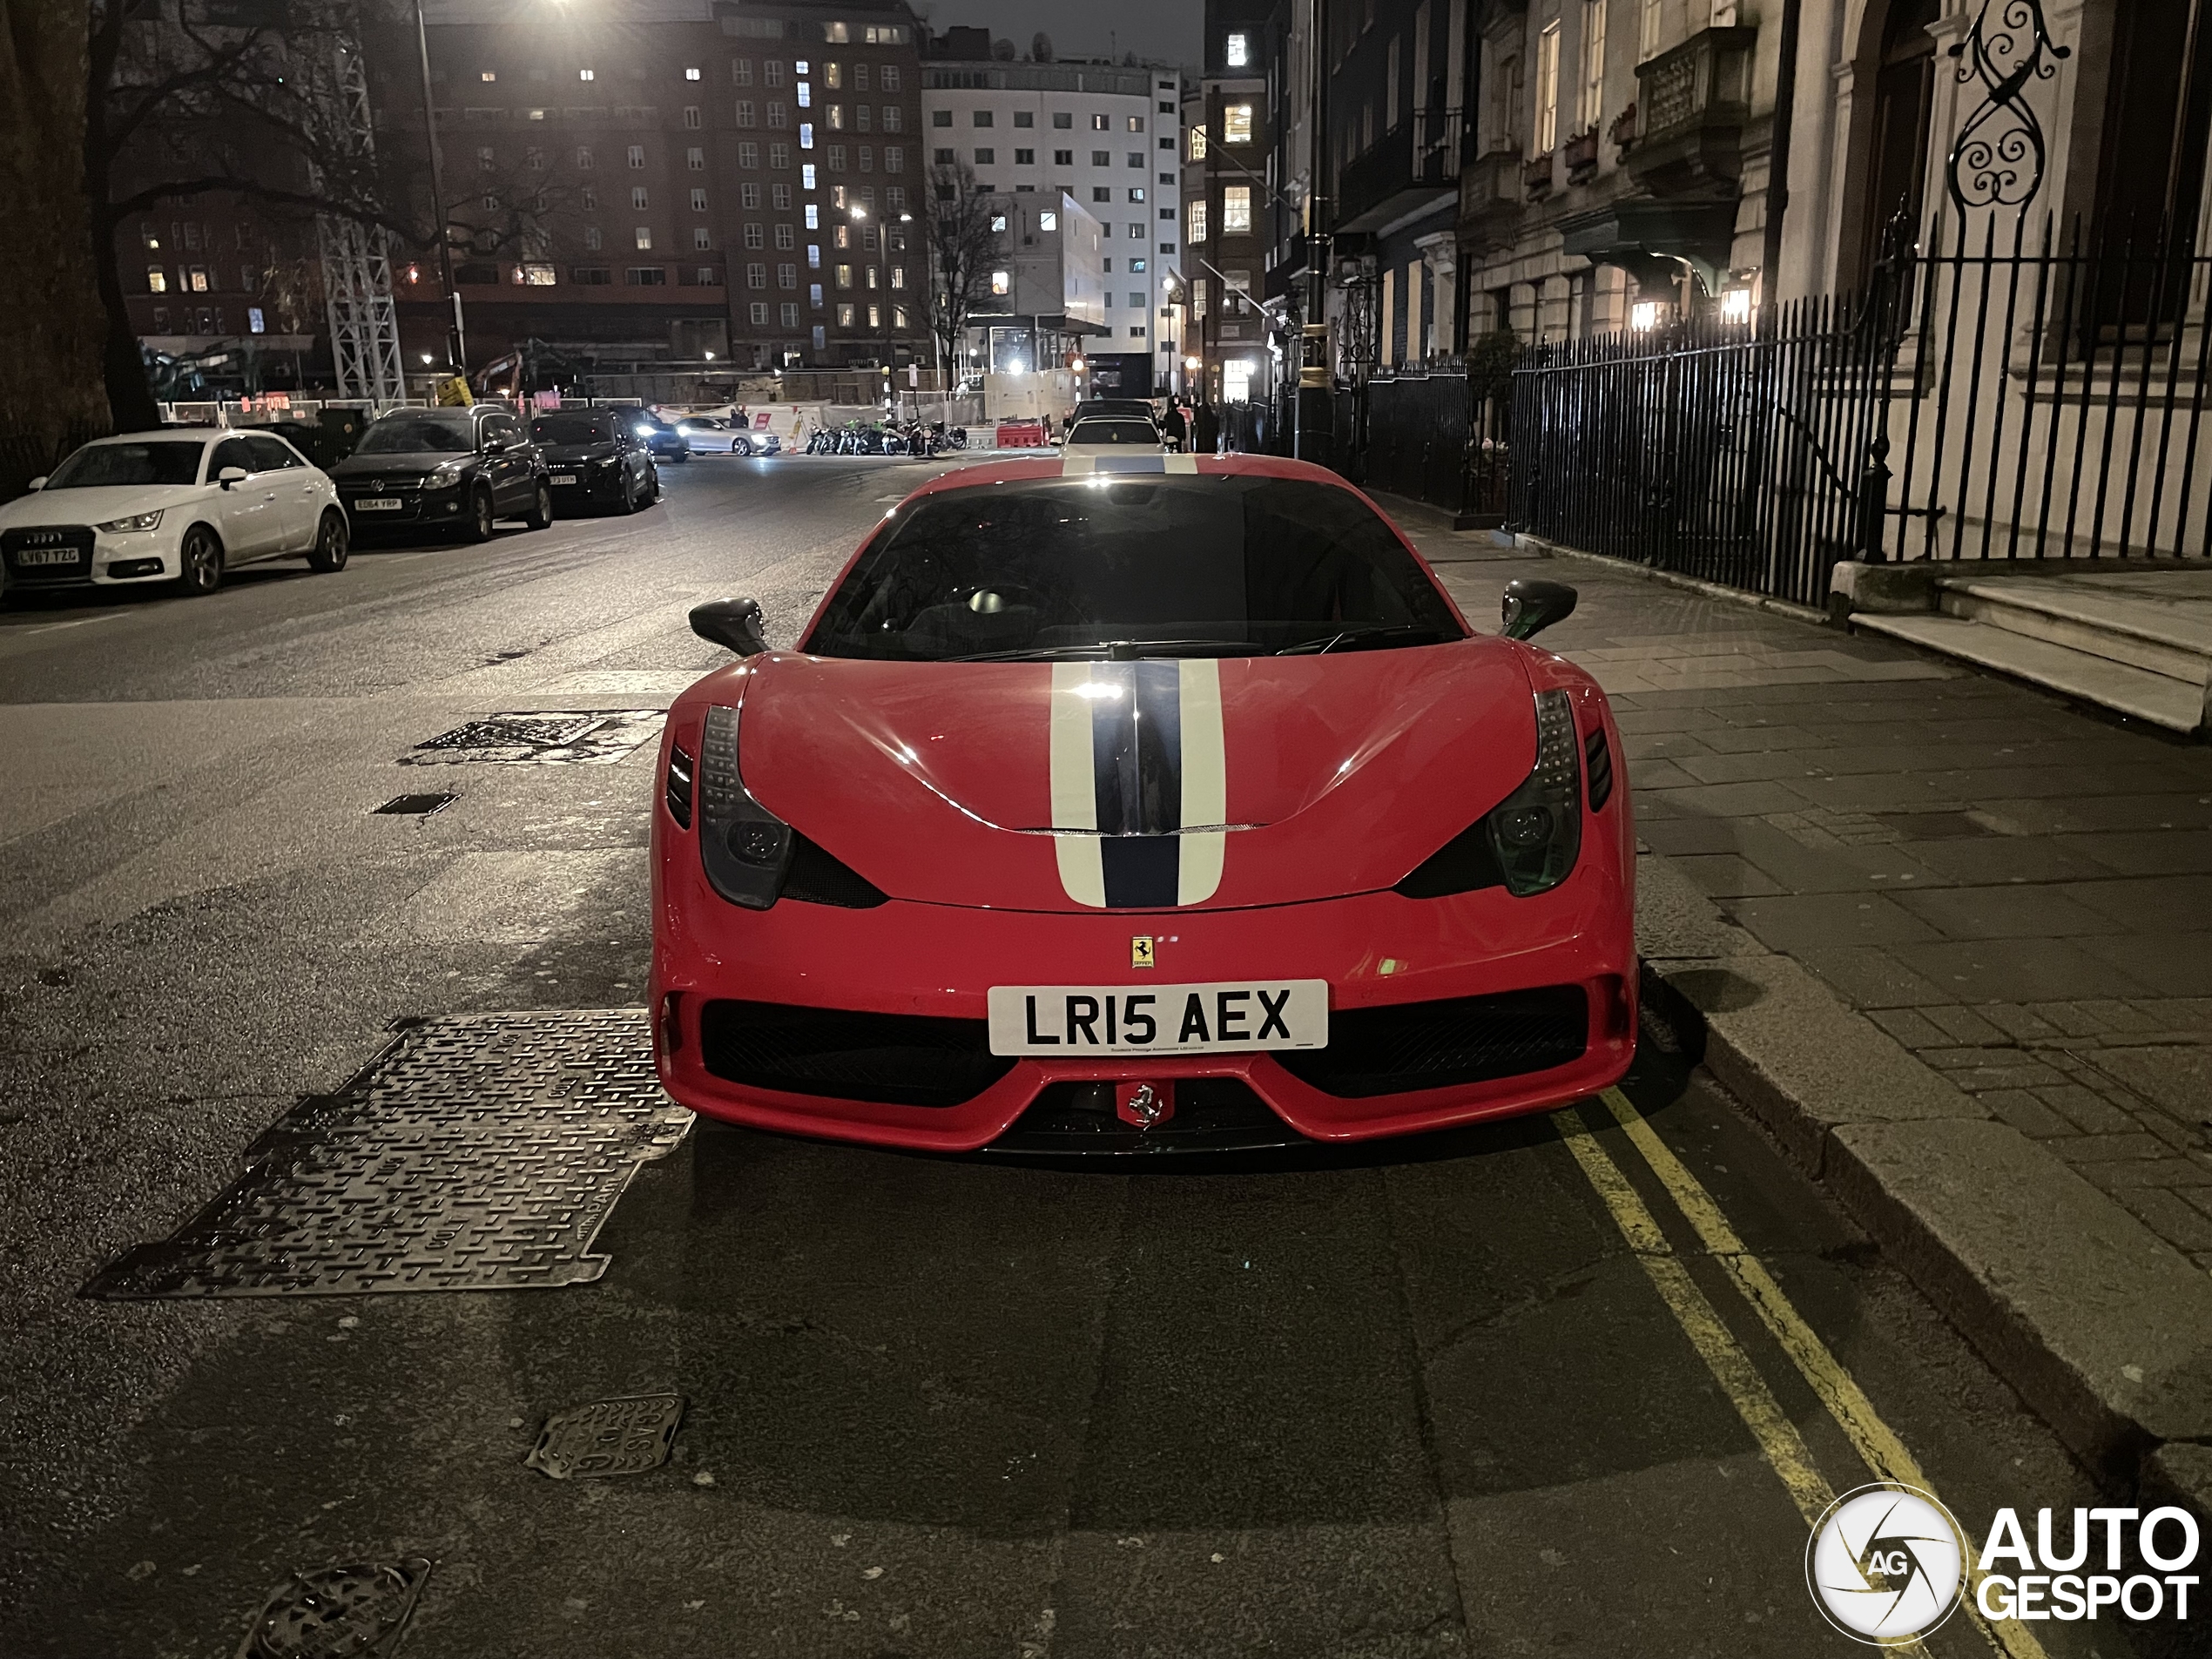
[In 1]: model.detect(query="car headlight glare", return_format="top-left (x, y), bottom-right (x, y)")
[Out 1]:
top-left (97, 510), bottom-right (164, 533)
top-left (1483, 689), bottom-right (1583, 897)
top-left (696, 704), bottom-right (792, 908)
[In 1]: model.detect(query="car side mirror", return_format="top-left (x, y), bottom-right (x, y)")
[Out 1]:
top-left (1500, 578), bottom-right (1578, 641)
top-left (691, 597), bottom-right (768, 657)
top-left (217, 466), bottom-right (248, 489)
top-left (25, 476), bottom-right (44, 490)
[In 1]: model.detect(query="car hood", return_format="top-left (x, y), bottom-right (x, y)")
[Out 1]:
top-left (0, 483), bottom-right (207, 526)
top-left (333, 451), bottom-right (471, 476)
top-left (709, 640), bottom-right (1539, 912)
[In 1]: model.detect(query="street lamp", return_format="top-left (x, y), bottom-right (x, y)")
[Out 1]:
top-left (409, 0), bottom-right (466, 372)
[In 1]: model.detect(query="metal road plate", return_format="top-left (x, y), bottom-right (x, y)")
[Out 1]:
top-left (237, 1558), bottom-right (432, 1659)
top-left (84, 1011), bottom-right (687, 1299)
top-left (525, 1393), bottom-right (685, 1480)
top-left (399, 710), bottom-right (664, 765)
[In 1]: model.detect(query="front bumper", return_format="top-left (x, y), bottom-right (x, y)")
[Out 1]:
top-left (545, 465), bottom-right (631, 503)
top-left (2, 524), bottom-right (179, 588)
top-left (340, 487), bottom-right (469, 528)
top-left (651, 882), bottom-right (1637, 1155)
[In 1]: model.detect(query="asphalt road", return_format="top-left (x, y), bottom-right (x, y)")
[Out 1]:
top-left (0, 455), bottom-right (2141, 1658)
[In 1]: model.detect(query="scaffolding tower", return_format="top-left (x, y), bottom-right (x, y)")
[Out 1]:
top-left (313, 32), bottom-right (405, 403)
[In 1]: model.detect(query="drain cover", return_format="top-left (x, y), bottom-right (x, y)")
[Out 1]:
top-left (400, 710), bottom-right (664, 766)
top-left (84, 1011), bottom-right (686, 1298)
top-left (372, 793), bottom-right (455, 817)
top-left (525, 1393), bottom-right (685, 1479)
top-left (238, 1558), bottom-right (431, 1659)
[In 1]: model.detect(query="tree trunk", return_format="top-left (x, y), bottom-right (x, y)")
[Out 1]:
top-left (94, 201), bottom-right (161, 433)
top-left (0, 0), bottom-right (112, 497)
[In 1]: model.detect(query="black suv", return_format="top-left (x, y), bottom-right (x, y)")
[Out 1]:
top-left (529, 409), bottom-right (662, 514)
top-left (331, 405), bottom-right (553, 541)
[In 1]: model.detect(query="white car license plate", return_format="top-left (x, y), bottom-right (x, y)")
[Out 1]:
top-left (17, 546), bottom-right (78, 565)
top-left (353, 498), bottom-right (402, 511)
top-left (986, 980), bottom-right (1328, 1056)
top-left (550, 474), bottom-right (577, 485)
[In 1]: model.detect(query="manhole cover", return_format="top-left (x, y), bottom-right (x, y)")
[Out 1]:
top-left (400, 710), bottom-right (664, 765)
top-left (525, 1393), bottom-right (685, 1479)
top-left (238, 1558), bottom-right (431, 1659)
top-left (371, 793), bottom-right (455, 817)
top-left (84, 1011), bottom-right (686, 1298)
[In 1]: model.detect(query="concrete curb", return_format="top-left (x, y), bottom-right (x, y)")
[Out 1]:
top-left (1635, 851), bottom-right (2212, 1514)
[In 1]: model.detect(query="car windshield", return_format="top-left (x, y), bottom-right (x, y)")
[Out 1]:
top-left (44, 441), bottom-right (206, 489)
top-left (1066, 420), bottom-right (1158, 446)
top-left (806, 475), bottom-right (1465, 662)
top-left (531, 413), bottom-right (617, 444)
top-left (356, 412), bottom-right (475, 454)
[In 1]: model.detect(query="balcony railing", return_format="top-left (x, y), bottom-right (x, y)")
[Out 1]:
top-left (1627, 25), bottom-right (1757, 192)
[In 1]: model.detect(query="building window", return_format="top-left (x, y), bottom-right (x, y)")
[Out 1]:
top-left (186, 266), bottom-right (209, 291)
top-left (1040, 210), bottom-right (1058, 230)
top-left (889, 265), bottom-right (906, 288)
top-left (733, 57), bottom-right (753, 86)
top-left (829, 143), bottom-right (846, 168)
top-left (800, 122), bottom-right (814, 149)
top-left (881, 64), bottom-right (900, 92)
top-left (480, 69), bottom-right (496, 82)
top-left (684, 105), bottom-right (701, 128)
top-left (1159, 206), bottom-right (1176, 219)
top-left (631, 185), bottom-right (650, 209)
top-left (525, 146), bottom-right (544, 170)
top-left (770, 143), bottom-right (792, 169)
top-left (1535, 21), bottom-right (1561, 153)
top-left (973, 109), bottom-right (993, 127)
top-left (868, 304), bottom-right (881, 327)
top-left (834, 262), bottom-right (852, 288)
top-left (837, 302), bottom-right (855, 325)
top-left (635, 226), bottom-right (652, 248)
top-left (748, 261), bottom-right (767, 287)
top-left (738, 144), bottom-right (759, 172)
top-left (1093, 185), bottom-right (1111, 202)
top-left (579, 67), bottom-right (595, 81)
top-left (883, 105), bottom-right (901, 132)
top-left (1092, 114), bottom-right (1109, 130)
top-left (1130, 187), bottom-right (1146, 202)
top-left (935, 147), bottom-right (954, 165)
top-left (774, 223), bottom-right (793, 248)
top-left (865, 265), bottom-right (879, 288)
top-left (476, 145), bottom-right (495, 171)
top-left (802, 163), bottom-right (816, 188)
top-left (146, 266), bottom-right (167, 293)
top-left (693, 226), bottom-right (712, 250)
top-left (627, 144), bottom-right (645, 168)
top-left (779, 262), bottom-right (797, 287)
top-left (974, 147), bottom-right (994, 165)
top-left (1055, 148), bottom-right (1074, 165)
top-left (626, 266), bottom-right (667, 285)
top-left (1223, 185), bottom-right (1251, 232)
top-left (1128, 152), bottom-right (1143, 166)
top-left (737, 99), bottom-right (757, 126)
top-left (683, 146), bottom-right (701, 171)
top-left (751, 300), bottom-right (769, 323)
top-left (583, 226), bottom-right (602, 249)
top-left (1092, 149), bottom-right (1110, 166)
top-left (1189, 125), bottom-right (1208, 160)
top-left (570, 266), bottom-right (610, 283)
top-left (1224, 105), bottom-right (1253, 143)
top-left (772, 181), bottom-right (792, 208)
top-left (1226, 30), bottom-right (1250, 66)
top-left (810, 282), bottom-right (824, 307)
top-left (765, 58), bottom-right (785, 86)
top-left (990, 269), bottom-right (1010, 294)
top-left (743, 221), bottom-right (764, 248)
top-left (1640, 0), bottom-right (1662, 59)
top-left (1186, 201), bottom-right (1208, 241)
top-left (893, 305), bottom-right (907, 327)
top-left (1131, 257), bottom-right (1147, 272)
top-left (768, 101), bottom-right (787, 127)
top-left (932, 109), bottom-right (952, 127)
top-left (1581, 0), bottom-right (1608, 129)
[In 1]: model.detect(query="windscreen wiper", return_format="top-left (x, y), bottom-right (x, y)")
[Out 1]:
top-left (944, 638), bottom-right (1249, 663)
top-left (1275, 624), bottom-right (1457, 655)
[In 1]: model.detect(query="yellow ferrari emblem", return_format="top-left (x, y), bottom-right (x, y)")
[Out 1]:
top-left (1130, 936), bottom-right (1156, 969)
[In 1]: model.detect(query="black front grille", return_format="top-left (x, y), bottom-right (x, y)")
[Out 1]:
top-left (989, 1078), bottom-right (1302, 1156)
top-left (698, 999), bottom-right (1012, 1108)
top-left (3, 526), bottom-right (94, 583)
top-left (1278, 985), bottom-right (1588, 1099)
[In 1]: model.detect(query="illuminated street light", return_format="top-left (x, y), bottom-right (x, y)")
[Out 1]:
top-left (1184, 355), bottom-right (1201, 371)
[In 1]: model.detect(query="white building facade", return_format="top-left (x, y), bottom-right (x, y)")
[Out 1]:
top-left (921, 51), bottom-right (1183, 394)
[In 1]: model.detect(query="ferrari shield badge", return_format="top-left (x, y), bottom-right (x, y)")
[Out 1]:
top-left (1130, 936), bottom-right (1156, 969)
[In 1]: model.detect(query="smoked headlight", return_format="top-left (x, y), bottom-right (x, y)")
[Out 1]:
top-left (695, 704), bottom-right (792, 908)
top-left (1394, 688), bottom-right (1584, 900)
top-left (96, 510), bottom-right (164, 532)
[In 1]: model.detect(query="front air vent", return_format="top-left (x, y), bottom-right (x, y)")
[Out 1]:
top-left (664, 742), bottom-right (695, 828)
top-left (782, 833), bottom-right (888, 907)
top-left (1586, 729), bottom-right (1614, 813)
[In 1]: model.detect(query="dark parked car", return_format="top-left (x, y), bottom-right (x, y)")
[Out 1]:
top-left (529, 409), bottom-right (661, 514)
top-left (330, 405), bottom-right (551, 541)
top-left (631, 410), bottom-right (692, 464)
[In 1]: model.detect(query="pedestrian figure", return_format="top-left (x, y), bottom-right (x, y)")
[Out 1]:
top-left (1192, 399), bottom-right (1219, 455)
top-left (1163, 401), bottom-right (1188, 452)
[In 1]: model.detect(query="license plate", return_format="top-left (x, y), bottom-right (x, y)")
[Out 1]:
top-left (550, 474), bottom-right (577, 485)
top-left (986, 979), bottom-right (1328, 1056)
top-left (16, 545), bottom-right (78, 566)
top-left (353, 498), bottom-right (402, 511)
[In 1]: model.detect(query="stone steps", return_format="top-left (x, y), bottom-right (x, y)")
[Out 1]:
top-left (1851, 607), bottom-right (2209, 733)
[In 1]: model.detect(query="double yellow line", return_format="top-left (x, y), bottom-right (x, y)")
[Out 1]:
top-left (1557, 1087), bottom-right (2047, 1659)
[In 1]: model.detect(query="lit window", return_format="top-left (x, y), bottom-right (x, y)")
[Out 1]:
top-left (522, 263), bottom-right (556, 285)
top-left (578, 68), bottom-right (595, 81)
top-left (1223, 185), bottom-right (1251, 232)
top-left (480, 70), bottom-right (496, 82)
top-left (1187, 200), bottom-right (1208, 241)
top-left (146, 266), bottom-right (167, 293)
top-left (628, 144), bottom-right (645, 168)
top-left (1130, 187), bottom-right (1145, 202)
top-left (1631, 300), bottom-right (1662, 331)
top-left (838, 302), bottom-right (855, 325)
top-left (1224, 105), bottom-right (1252, 143)
top-left (688, 146), bottom-right (705, 170)
top-left (990, 269), bottom-right (1010, 295)
top-left (802, 164), bottom-right (817, 188)
top-left (1039, 210), bottom-right (1057, 230)
top-left (694, 227), bottom-right (712, 250)
top-left (990, 213), bottom-right (1008, 233)
top-left (1535, 22), bottom-right (1561, 153)
top-left (635, 226), bottom-right (652, 249)
top-left (1720, 288), bottom-right (1753, 322)
top-left (685, 65), bottom-right (701, 81)
top-left (1226, 31), bottom-right (1249, 67)
top-left (1189, 125), bottom-right (1208, 160)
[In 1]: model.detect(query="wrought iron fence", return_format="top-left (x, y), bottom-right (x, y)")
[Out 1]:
top-left (1507, 220), bottom-right (2212, 607)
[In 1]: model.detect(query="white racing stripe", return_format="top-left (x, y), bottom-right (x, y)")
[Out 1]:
top-left (1049, 661), bottom-right (1106, 907)
top-left (1177, 658), bottom-right (1226, 904)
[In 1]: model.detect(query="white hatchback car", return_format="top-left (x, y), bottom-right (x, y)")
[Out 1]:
top-left (1059, 415), bottom-right (1166, 453)
top-left (1, 428), bottom-right (347, 598)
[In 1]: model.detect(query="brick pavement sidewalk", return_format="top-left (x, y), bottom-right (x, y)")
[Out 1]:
top-left (1395, 507), bottom-right (2212, 1274)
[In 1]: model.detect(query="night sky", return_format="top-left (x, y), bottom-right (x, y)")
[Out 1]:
top-left (913, 0), bottom-right (1203, 71)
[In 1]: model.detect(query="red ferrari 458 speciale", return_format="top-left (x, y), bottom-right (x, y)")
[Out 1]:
top-left (650, 453), bottom-right (1635, 1154)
